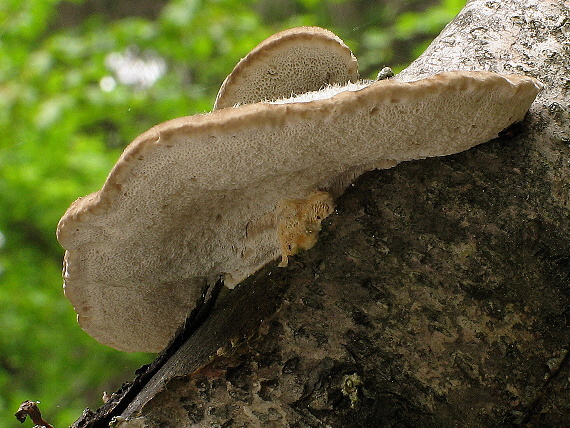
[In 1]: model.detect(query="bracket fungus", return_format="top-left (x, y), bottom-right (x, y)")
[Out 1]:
top-left (214, 27), bottom-right (358, 110)
top-left (57, 27), bottom-right (542, 352)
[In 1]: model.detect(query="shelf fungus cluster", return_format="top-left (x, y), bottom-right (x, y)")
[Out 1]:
top-left (57, 27), bottom-right (542, 352)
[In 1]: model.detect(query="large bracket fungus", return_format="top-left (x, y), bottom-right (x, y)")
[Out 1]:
top-left (57, 27), bottom-right (542, 352)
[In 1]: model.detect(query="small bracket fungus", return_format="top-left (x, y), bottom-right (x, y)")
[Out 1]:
top-left (214, 26), bottom-right (358, 110)
top-left (57, 27), bottom-right (541, 352)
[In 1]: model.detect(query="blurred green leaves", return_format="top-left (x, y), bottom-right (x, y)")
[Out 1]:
top-left (0, 0), bottom-right (465, 425)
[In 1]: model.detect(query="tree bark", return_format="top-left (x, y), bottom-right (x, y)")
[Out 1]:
top-left (74, 0), bottom-right (570, 426)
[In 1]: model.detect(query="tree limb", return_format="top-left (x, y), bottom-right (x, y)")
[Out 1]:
top-left (73, 0), bottom-right (570, 426)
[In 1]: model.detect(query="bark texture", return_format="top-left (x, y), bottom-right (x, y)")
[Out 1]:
top-left (77, 0), bottom-right (570, 426)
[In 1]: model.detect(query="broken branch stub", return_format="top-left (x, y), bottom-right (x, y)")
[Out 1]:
top-left (15, 401), bottom-right (54, 428)
top-left (57, 28), bottom-right (541, 353)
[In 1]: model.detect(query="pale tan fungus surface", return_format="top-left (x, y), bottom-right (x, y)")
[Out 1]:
top-left (214, 26), bottom-right (359, 110)
top-left (58, 70), bottom-right (541, 352)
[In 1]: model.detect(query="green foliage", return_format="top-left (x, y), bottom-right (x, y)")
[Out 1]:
top-left (0, 0), bottom-right (465, 425)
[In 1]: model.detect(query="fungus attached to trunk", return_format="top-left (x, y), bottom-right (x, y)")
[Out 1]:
top-left (214, 26), bottom-right (359, 110)
top-left (57, 27), bottom-right (541, 352)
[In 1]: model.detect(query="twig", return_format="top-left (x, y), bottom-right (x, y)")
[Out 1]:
top-left (15, 401), bottom-right (54, 428)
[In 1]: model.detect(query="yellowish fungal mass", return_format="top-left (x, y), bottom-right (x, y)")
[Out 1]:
top-left (276, 191), bottom-right (335, 267)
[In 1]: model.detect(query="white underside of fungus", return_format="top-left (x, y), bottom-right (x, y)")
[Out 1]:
top-left (57, 27), bottom-right (541, 352)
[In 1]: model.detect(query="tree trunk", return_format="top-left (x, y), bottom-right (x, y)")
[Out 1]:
top-left (74, 0), bottom-right (570, 426)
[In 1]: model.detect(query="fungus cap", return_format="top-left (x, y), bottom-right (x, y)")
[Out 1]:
top-left (57, 69), bottom-right (541, 352)
top-left (214, 26), bottom-right (359, 110)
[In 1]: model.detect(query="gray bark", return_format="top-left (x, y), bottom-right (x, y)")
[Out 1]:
top-left (75, 0), bottom-right (570, 426)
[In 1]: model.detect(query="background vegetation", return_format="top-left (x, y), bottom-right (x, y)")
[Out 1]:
top-left (0, 0), bottom-right (465, 425)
